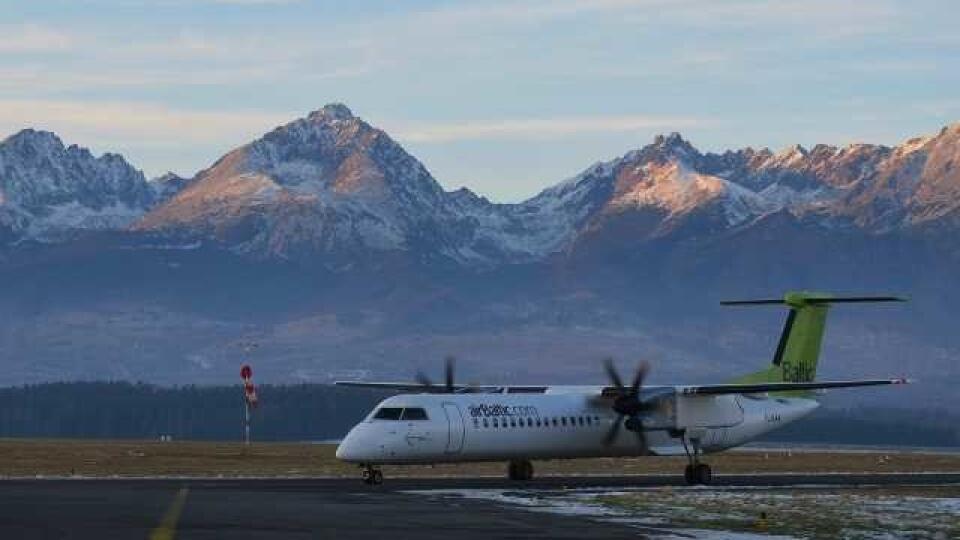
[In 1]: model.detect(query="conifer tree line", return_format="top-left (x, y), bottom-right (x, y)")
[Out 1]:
top-left (0, 382), bottom-right (385, 441)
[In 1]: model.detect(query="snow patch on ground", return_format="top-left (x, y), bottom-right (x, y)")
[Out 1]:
top-left (405, 488), bottom-right (799, 539)
top-left (407, 486), bottom-right (959, 539)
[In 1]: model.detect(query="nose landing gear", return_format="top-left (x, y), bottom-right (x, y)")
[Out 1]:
top-left (507, 459), bottom-right (534, 481)
top-left (361, 464), bottom-right (383, 485)
top-left (681, 435), bottom-right (712, 485)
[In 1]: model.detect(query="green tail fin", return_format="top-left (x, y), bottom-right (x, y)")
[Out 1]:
top-left (724, 292), bottom-right (904, 385)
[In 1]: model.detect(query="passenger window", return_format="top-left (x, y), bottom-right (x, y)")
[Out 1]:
top-left (401, 407), bottom-right (428, 421)
top-left (373, 407), bottom-right (403, 420)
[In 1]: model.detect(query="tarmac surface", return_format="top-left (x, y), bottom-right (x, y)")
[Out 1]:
top-left (2, 473), bottom-right (959, 539)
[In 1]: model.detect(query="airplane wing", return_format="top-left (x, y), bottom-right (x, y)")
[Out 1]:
top-left (336, 381), bottom-right (470, 392)
top-left (336, 378), bottom-right (909, 396)
top-left (677, 378), bottom-right (910, 396)
top-left (333, 381), bottom-right (509, 393)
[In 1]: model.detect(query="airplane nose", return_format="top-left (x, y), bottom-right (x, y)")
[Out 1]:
top-left (335, 436), bottom-right (354, 461)
top-left (336, 425), bottom-right (366, 462)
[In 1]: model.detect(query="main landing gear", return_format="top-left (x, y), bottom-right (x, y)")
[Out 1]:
top-left (361, 464), bottom-right (383, 485)
top-left (681, 435), bottom-right (712, 485)
top-left (507, 459), bottom-right (534, 481)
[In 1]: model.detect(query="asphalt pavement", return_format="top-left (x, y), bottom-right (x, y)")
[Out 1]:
top-left (2, 473), bottom-right (958, 539)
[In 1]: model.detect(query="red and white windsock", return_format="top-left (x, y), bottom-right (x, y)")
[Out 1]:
top-left (240, 364), bottom-right (258, 407)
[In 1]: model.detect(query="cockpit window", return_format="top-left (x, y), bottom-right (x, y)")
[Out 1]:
top-left (372, 407), bottom-right (428, 421)
top-left (401, 407), bottom-right (428, 420)
top-left (373, 407), bottom-right (403, 420)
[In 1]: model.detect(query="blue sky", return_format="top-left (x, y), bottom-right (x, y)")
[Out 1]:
top-left (1, 0), bottom-right (958, 202)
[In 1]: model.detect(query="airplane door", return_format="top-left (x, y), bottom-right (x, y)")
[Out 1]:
top-left (442, 402), bottom-right (465, 454)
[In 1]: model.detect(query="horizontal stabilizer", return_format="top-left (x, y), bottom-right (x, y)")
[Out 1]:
top-left (721, 294), bottom-right (906, 307)
top-left (680, 378), bottom-right (910, 396)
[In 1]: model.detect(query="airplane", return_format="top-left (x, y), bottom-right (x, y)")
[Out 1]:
top-left (335, 292), bottom-right (910, 485)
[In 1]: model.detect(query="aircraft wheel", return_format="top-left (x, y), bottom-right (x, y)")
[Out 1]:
top-left (362, 466), bottom-right (382, 485)
top-left (683, 464), bottom-right (696, 485)
top-left (521, 460), bottom-right (534, 480)
top-left (507, 461), bottom-right (520, 480)
top-left (508, 460), bottom-right (533, 481)
top-left (695, 463), bottom-right (712, 485)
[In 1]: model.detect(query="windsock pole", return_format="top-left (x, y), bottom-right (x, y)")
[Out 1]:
top-left (244, 400), bottom-right (251, 445)
top-left (240, 363), bottom-right (257, 445)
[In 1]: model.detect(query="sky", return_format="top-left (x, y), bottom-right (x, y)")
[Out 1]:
top-left (1, 0), bottom-right (959, 202)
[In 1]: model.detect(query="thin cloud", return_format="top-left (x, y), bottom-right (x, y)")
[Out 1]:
top-left (414, 0), bottom-right (660, 26)
top-left (209, 0), bottom-right (303, 4)
top-left (0, 99), bottom-right (292, 147)
top-left (0, 24), bottom-right (77, 53)
top-left (393, 114), bottom-right (706, 143)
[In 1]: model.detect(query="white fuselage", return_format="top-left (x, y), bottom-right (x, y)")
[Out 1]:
top-left (335, 388), bottom-right (819, 464)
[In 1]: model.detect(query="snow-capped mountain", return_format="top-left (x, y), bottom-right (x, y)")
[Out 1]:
top-left (135, 104), bottom-right (571, 264)
top-left (149, 172), bottom-right (190, 203)
top-left (529, 133), bottom-right (780, 248)
top-left (136, 104), bottom-right (448, 260)
top-left (3, 106), bottom-right (960, 264)
top-left (0, 129), bottom-right (154, 243)
top-left (543, 124), bottom-right (960, 254)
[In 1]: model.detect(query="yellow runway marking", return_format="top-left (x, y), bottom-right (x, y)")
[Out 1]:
top-left (149, 487), bottom-right (189, 540)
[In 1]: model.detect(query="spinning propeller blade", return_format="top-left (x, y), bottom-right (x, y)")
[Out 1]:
top-left (444, 355), bottom-right (455, 393)
top-left (603, 416), bottom-right (621, 446)
top-left (602, 359), bottom-right (653, 449)
top-left (604, 357), bottom-right (624, 391)
top-left (416, 356), bottom-right (460, 393)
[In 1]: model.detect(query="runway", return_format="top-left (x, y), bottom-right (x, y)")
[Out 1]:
top-left (2, 473), bottom-right (959, 539)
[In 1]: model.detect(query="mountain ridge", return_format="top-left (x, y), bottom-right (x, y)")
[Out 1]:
top-left (3, 105), bottom-right (960, 264)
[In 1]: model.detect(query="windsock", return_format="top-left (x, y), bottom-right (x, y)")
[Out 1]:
top-left (241, 364), bottom-right (258, 407)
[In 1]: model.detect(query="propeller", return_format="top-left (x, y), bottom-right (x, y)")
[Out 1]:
top-left (415, 355), bottom-right (458, 393)
top-left (602, 358), bottom-right (657, 448)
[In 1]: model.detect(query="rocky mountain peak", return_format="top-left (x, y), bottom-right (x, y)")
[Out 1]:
top-left (235, 105), bottom-right (441, 202)
top-left (645, 132), bottom-right (700, 163)
top-left (0, 129), bottom-right (153, 243)
top-left (149, 172), bottom-right (190, 203)
top-left (653, 131), bottom-right (689, 148)
top-left (307, 103), bottom-right (355, 122)
top-left (4, 128), bottom-right (64, 151)
top-left (136, 105), bottom-right (462, 261)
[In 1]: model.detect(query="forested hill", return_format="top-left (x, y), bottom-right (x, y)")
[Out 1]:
top-left (0, 382), bottom-right (956, 447)
top-left (0, 382), bottom-right (385, 442)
